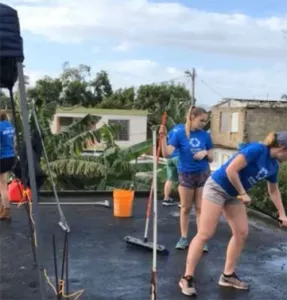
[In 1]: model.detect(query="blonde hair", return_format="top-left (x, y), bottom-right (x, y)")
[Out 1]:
top-left (0, 109), bottom-right (9, 121)
top-left (263, 132), bottom-right (279, 148)
top-left (185, 106), bottom-right (207, 138)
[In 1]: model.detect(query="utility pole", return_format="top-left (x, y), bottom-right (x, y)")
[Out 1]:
top-left (185, 68), bottom-right (196, 106)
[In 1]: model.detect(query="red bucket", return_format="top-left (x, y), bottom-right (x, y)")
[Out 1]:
top-left (8, 179), bottom-right (32, 203)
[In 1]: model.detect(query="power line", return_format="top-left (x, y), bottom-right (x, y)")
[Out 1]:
top-left (197, 75), bottom-right (225, 98)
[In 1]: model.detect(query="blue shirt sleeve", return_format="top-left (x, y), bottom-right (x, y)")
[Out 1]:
top-left (239, 143), bottom-right (264, 164)
top-left (205, 133), bottom-right (213, 150)
top-left (266, 172), bottom-right (278, 183)
top-left (168, 129), bottom-right (180, 149)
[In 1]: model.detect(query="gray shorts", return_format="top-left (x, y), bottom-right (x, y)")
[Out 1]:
top-left (202, 177), bottom-right (241, 206)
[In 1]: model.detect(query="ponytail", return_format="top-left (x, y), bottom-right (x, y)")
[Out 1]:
top-left (263, 132), bottom-right (278, 148)
top-left (185, 105), bottom-right (207, 139)
top-left (185, 106), bottom-right (194, 139)
top-left (0, 109), bottom-right (9, 121)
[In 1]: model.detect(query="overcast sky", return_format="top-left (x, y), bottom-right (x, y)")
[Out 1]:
top-left (5, 0), bottom-right (287, 106)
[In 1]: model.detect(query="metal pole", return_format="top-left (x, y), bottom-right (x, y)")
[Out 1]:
top-left (17, 61), bottom-right (47, 300)
top-left (185, 69), bottom-right (196, 106)
top-left (31, 105), bottom-right (70, 232)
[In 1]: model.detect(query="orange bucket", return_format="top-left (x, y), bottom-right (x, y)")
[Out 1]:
top-left (113, 189), bottom-right (134, 217)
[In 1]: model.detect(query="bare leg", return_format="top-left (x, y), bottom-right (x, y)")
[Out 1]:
top-left (0, 173), bottom-right (10, 208)
top-left (178, 185), bottom-right (194, 238)
top-left (164, 180), bottom-right (173, 200)
top-left (184, 199), bottom-right (222, 276)
top-left (223, 203), bottom-right (248, 275)
top-left (194, 187), bottom-right (203, 230)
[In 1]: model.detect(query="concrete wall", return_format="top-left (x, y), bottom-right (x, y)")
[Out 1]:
top-left (246, 108), bottom-right (287, 142)
top-left (210, 107), bottom-right (246, 149)
top-left (51, 113), bottom-right (147, 148)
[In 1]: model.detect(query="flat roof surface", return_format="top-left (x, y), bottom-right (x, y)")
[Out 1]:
top-left (1, 194), bottom-right (286, 299)
top-left (56, 107), bottom-right (149, 116)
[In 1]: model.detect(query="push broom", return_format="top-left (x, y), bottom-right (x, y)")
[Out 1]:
top-left (150, 127), bottom-right (159, 299)
top-left (124, 113), bottom-right (169, 255)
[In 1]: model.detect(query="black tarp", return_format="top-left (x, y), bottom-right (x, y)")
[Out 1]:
top-left (0, 3), bottom-right (24, 88)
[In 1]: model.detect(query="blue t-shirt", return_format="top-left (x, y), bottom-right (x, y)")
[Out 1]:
top-left (168, 126), bottom-right (213, 173)
top-left (0, 121), bottom-right (15, 159)
top-left (167, 124), bottom-right (184, 158)
top-left (212, 142), bottom-right (279, 197)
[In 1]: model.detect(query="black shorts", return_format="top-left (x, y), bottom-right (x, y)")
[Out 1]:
top-left (0, 157), bottom-right (16, 174)
top-left (178, 169), bottom-right (210, 189)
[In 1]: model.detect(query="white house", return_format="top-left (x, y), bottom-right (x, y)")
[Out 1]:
top-left (50, 107), bottom-right (148, 148)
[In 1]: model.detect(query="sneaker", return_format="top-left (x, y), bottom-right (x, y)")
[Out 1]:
top-left (162, 198), bottom-right (176, 206)
top-left (218, 273), bottom-right (250, 290)
top-left (203, 244), bottom-right (209, 253)
top-left (179, 275), bottom-right (197, 296)
top-left (175, 237), bottom-right (189, 249)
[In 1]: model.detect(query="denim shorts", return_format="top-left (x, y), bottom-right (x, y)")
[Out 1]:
top-left (202, 177), bottom-right (241, 206)
top-left (178, 169), bottom-right (210, 189)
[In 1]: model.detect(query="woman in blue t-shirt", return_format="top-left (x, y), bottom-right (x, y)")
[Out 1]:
top-left (0, 110), bottom-right (16, 221)
top-left (178, 131), bottom-right (287, 297)
top-left (160, 106), bottom-right (214, 251)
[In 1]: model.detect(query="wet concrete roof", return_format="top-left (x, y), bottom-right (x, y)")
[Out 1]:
top-left (0, 194), bottom-right (286, 300)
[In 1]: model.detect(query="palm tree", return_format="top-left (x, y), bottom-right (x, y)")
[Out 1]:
top-left (29, 99), bottom-right (154, 190)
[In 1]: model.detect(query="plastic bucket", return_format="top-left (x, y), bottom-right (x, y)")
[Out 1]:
top-left (113, 189), bottom-right (134, 217)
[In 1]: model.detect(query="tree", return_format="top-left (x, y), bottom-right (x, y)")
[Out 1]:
top-left (27, 77), bottom-right (62, 107)
top-left (27, 62), bottom-right (113, 108)
top-left (249, 163), bottom-right (287, 216)
top-left (47, 139), bottom-right (153, 190)
top-left (281, 94), bottom-right (287, 100)
top-left (0, 89), bottom-right (12, 109)
top-left (98, 87), bottom-right (135, 109)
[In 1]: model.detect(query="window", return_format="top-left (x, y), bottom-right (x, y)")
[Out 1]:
top-left (213, 151), bottom-right (219, 163)
top-left (59, 117), bottom-right (81, 132)
top-left (231, 112), bottom-right (239, 133)
top-left (220, 112), bottom-right (229, 132)
top-left (59, 117), bottom-right (74, 127)
top-left (108, 119), bottom-right (130, 141)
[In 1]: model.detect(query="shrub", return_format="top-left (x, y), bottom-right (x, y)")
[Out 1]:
top-left (249, 163), bottom-right (287, 217)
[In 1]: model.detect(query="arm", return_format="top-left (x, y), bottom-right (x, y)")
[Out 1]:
top-left (196, 133), bottom-right (213, 162)
top-left (267, 182), bottom-right (286, 219)
top-left (206, 149), bottom-right (214, 162)
top-left (160, 135), bottom-right (175, 158)
top-left (225, 154), bottom-right (248, 196)
top-left (159, 125), bottom-right (178, 158)
top-left (205, 133), bottom-right (214, 162)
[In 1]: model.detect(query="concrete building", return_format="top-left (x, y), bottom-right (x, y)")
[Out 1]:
top-left (210, 98), bottom-right (287, 170)
top-left (51, 107), bottom-right (148, 148)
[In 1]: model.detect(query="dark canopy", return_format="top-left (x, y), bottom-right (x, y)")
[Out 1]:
top-left (0, 3), bottom-right (24, 88)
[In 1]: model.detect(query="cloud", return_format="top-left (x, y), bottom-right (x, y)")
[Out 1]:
top-left (24, 58), bottom-right (286, 106)
top-left (112, 41), bottom-right (133, 52)
top-left (7, 0), bottom-right (287, 59)
top-left (91, 59), bottom-right (286, 105)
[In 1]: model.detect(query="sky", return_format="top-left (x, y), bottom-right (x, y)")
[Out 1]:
top-left (4, 0), bottom-right (287, 106)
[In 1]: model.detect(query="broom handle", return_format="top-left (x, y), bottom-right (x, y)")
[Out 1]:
top-left (144, 112), bottom-right (167, 241)
top-left (151, 128), bottom-right (157, 300)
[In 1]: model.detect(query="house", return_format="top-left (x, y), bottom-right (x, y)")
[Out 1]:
top-left (51, 107), bottom-right (148, 148)
top-left (209, 98), bottom-right (287, 171)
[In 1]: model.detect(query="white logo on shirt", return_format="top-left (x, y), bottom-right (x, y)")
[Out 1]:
top-left (248, 168), bottom-right (268, 185)
top-left (189, 138), bottom-right (200, 148)
top-left (256, 168), bottom-right (268, 180)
